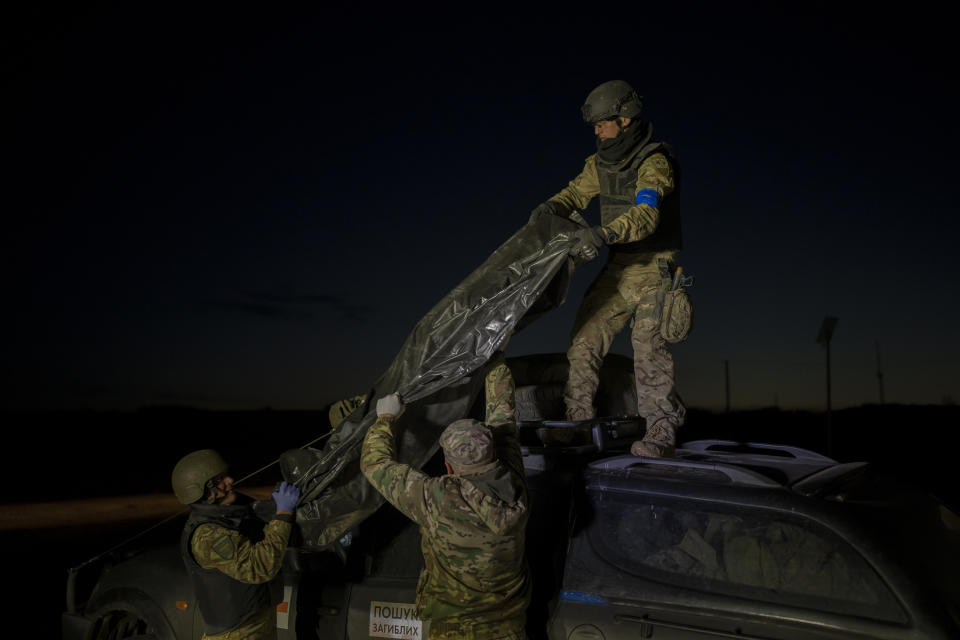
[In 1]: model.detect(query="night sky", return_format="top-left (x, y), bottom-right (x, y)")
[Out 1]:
top-left (3, 4), bottom-right (958, 414)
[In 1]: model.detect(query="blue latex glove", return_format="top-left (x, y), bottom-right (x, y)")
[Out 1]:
top-left (272, 481), bottom-right (301, 512)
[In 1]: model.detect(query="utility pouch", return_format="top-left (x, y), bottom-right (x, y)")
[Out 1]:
top-left (660, 268), bottom-right (694, 343)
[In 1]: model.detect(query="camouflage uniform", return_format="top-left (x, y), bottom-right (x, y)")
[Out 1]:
top-left (183, 502), bottom-right (293, 640)
top-left (360, 353), bottom-right (531, 639)
top-left (550, 145), bottom-right (686, 455)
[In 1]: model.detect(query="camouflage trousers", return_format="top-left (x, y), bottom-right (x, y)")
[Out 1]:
top-left (564, 253), bottom-right (686, 452)
top-left (428, 616), bottom-right (526, 639)
top-left (202, 606), bottom-right (276, 640)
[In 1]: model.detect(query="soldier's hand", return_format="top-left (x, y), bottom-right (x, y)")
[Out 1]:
top-left (376, 393), bottom-right (405, 419)
top-left (571, 226), bottom-right (605, 261)
top-left (272, 481), bottom-right (301, 512)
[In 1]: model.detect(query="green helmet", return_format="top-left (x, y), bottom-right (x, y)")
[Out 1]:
top-left (581, 80), bottom-right (643, 123)
top-left (171, 449), bottom-right (228, 504)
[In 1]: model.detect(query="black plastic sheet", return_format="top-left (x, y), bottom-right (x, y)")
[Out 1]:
top-left (282, 212), bottom-right (587, 549)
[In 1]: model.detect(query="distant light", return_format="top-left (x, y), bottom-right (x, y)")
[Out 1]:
top-left (816, 316), bottom-right (838, 346)
top-left (176, 601), bottom-right (189, 610)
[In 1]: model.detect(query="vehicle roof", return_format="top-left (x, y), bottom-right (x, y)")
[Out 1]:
top-left (589, 439), bottom-right (869, 495)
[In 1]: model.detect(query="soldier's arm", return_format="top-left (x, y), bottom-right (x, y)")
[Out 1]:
top-left (547, 155), bottom-right (601, 215)
top-left (192, 519), bottom-right (292, 584)
top-left (484, 353), bottom-right (524, 483)
top-left (360, 417), bottom-right (432, 526)
top-left (601, 152), bottom-right (675, 244)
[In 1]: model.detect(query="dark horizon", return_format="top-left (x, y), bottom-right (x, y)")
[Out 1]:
top-left (4, 400), bottom-right (958, 504)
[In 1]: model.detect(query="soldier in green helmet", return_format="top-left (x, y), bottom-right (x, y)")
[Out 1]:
top-left (172, 449), bottom-right (301, 640)
top-left (360, 350), bottom-right (531, 639)
top-left (531, 79), bottom-right (688, 457)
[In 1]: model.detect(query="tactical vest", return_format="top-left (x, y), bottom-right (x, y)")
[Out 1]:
top-left (596, 140), bottom-right (682, 254)
top-left (180, 502), bottom-right (271, 635)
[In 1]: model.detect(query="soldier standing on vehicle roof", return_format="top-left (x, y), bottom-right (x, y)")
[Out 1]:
top-left (361, 350), bottom-right (531, 640)
top-left (172, 449), bottom-right (301, 640)
top-left (530, 79), bottom-right (687, 457)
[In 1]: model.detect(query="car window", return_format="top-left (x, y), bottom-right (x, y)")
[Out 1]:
top-left (843, 471), bottom-right (960, 611)
top-left (892, 497), bottom-right (960, 609)
top-left (938, 504), bottom-right (960, 613)
top-left (586, 490), bottom-right (906, 622)
top-left (941, 504), bottom-right (960, 532)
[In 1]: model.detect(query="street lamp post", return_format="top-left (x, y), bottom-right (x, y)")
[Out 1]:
top-left (816, 316), bottom-right (838, 457)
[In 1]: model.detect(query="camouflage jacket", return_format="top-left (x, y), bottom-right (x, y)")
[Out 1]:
top-left (549, 151), bottom-right (675, 247)
top-left (183, 499), bottom-right (293, 638)
top-left (191, 518), bottom-right (292, 583)
top-left (360, 354), bottom-right (531, 634)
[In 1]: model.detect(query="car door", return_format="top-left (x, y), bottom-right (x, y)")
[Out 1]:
top-left (345, 510), bottom-right (425, 639)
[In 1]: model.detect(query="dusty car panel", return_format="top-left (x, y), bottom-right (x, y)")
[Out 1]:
top-left (548, 443), bottom-right (959, 640)
top-left (64, 545), bottom-right (194, 640)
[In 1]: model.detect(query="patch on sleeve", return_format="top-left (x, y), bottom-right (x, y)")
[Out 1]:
top-left (329, 394), bottom-right (365, 430)
top-left (211, 534), bottom-right (236, 560)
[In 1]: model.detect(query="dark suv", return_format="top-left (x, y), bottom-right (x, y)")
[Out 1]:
top-left (545, 439), bottom-right (960, 639)
top-left (63, 418), bottom-right (960, 640)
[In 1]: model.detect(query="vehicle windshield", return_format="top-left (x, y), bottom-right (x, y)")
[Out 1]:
top-left (586, 489), bottom-right (906, 622)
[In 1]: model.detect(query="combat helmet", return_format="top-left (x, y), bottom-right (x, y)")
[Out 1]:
top-left (172, 449), bottom-right (228, 504)
top-left (581, 80), bottom-right (643, 123)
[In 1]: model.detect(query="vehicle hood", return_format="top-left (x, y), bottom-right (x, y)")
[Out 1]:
top-left (283, 212), bottom-right (588, 549)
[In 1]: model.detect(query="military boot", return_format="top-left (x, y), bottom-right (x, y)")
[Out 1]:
top-left (630, 439), bottom-right (675, 458)
top-left (630, 419), bottom-right (678, 458)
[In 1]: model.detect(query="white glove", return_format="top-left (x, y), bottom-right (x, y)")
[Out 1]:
top-left (376, 393), bottom-right (405, 418)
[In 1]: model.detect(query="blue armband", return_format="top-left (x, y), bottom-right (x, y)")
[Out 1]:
top-left (635, 189), bottom-right (660, 207)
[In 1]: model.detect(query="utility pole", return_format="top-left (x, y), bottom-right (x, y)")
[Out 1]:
top-left (816, 317), bottom-right (838, 457)
top-left (723, 359), bottom-right (730, 413)
top-left (875, 341), bottom-right (885, 405)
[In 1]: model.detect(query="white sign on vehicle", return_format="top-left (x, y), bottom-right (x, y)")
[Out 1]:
top-left (276, 584), bottom-right (293, 630)
top-left (369, 601), bottom-right (423, 639)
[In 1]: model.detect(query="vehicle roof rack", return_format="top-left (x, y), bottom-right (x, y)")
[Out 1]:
top-left (678, 439), bottom-right (837, 463)
top-left (589, 455), bottom-right (784, 488)
top-left (589, 439), bottom-right (849, 489)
